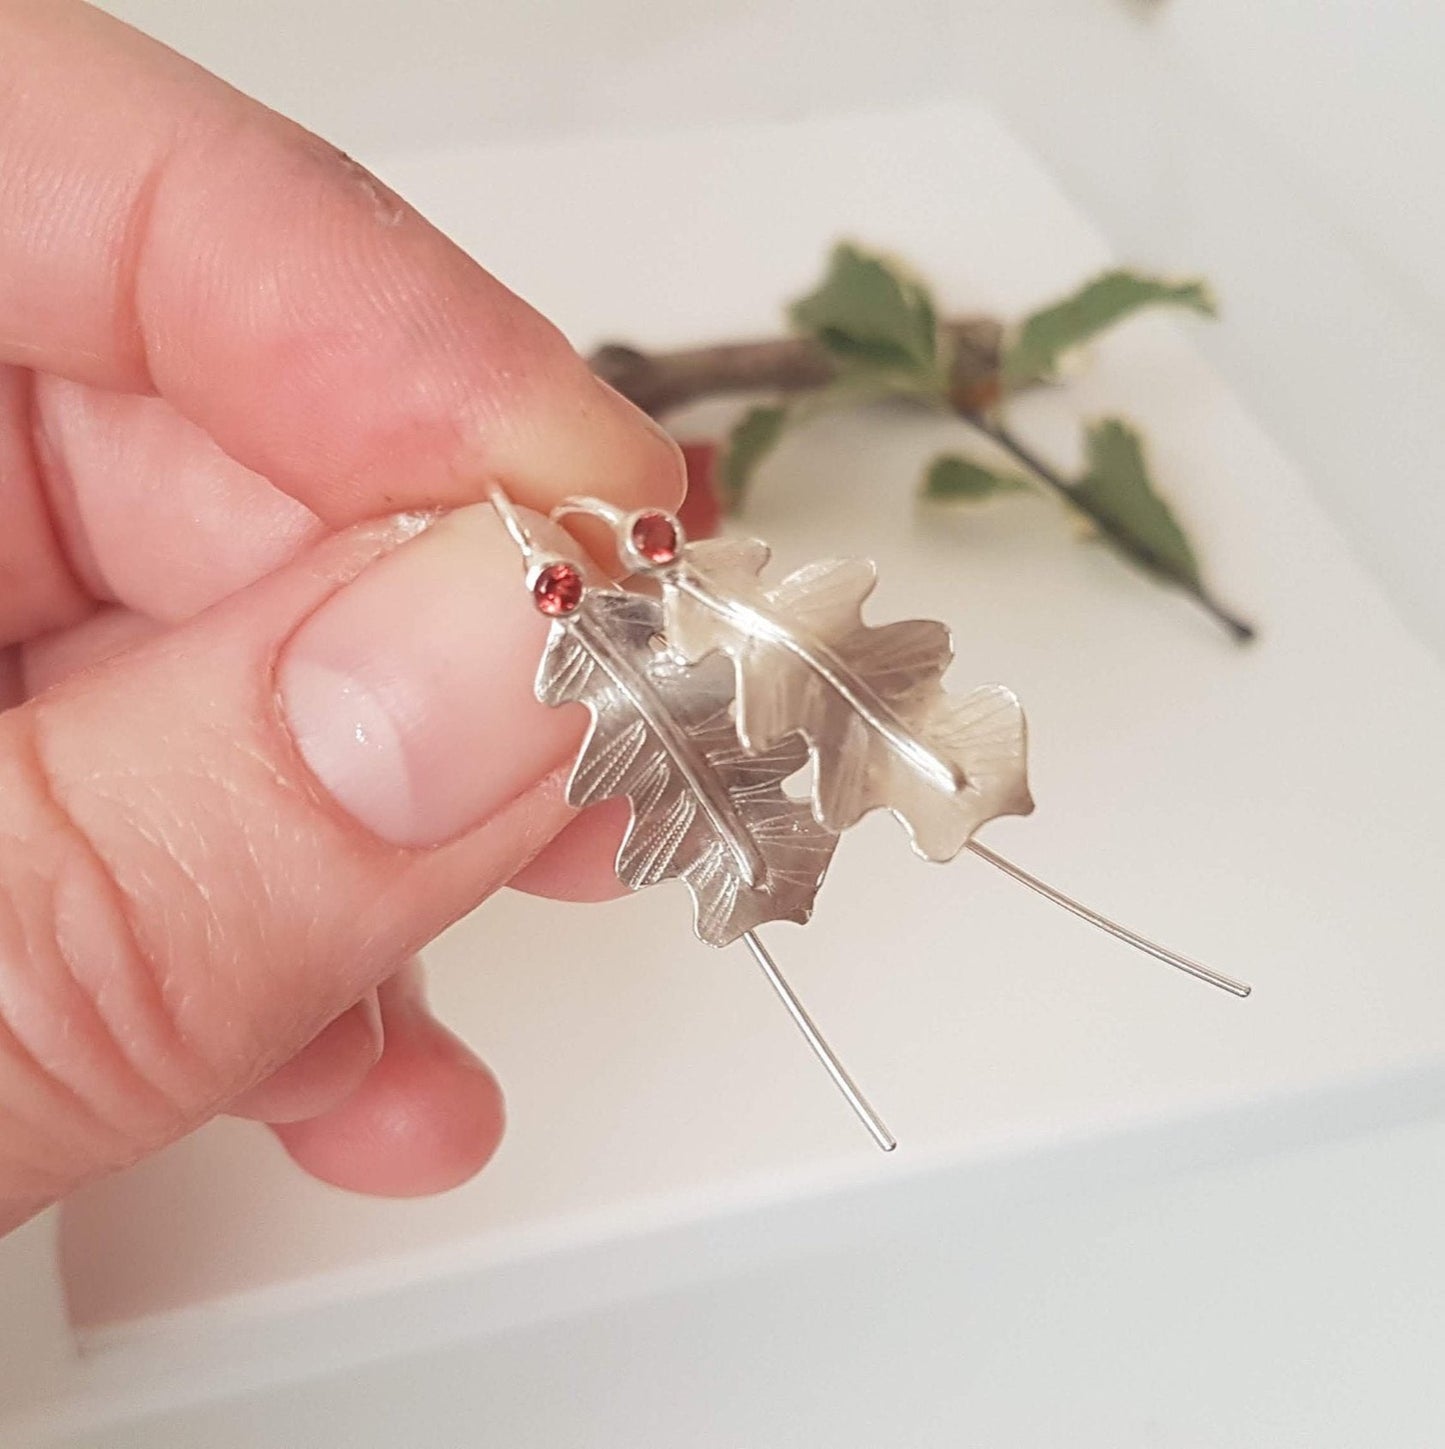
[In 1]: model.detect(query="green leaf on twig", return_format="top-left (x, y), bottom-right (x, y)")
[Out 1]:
top-left (790, 243), bottom-right (944, 392)
top-left (1004, 270), bottom-right (1216, 386)
top-left (922, 455), bottom-right (1031, 503)
top-left (1071, 419), bottom-right (1201, 589)
top-left (722, 403), bottom-right (789, 510)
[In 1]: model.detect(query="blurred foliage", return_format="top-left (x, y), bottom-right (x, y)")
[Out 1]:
top-left (720, 243), bottom-right (1247, 640)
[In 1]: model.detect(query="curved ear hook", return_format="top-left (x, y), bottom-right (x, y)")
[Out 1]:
top-left (552, 495), bottom-right (687, 576)
top-left (488, 484), bottom-right (539, 562)
top-left (489, 485), bottom-right (591, 619)
top-left (551, 495), bottom-right (629, 530)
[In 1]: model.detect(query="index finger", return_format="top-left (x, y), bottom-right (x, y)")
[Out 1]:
top-left (0, 0), bottom-right (681, 522)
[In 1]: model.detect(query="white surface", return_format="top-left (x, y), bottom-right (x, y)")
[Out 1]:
top-left (0, 1215), bottom-right (71, 1424)
top-left (27, 102), bottom-right (1445, 1438)
top-left (50, 1115), bottom-right (1445, 1448)
top-left (100, 0), bottom-right (1445, 657)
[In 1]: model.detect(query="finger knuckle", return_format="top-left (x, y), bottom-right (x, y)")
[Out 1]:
top-left (0, 709), bottom-right (211, 1196)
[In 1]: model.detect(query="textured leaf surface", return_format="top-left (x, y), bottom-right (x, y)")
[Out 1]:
top-left (722, 404), bottom-right (788, 510)
top-left (1072, 419), bottom-right (1201, 589)
top-left (923, 455), bottom-right (1031, 502)
top-left (1004, 270), bottom-right (1216, 385)
top-left (661, 540), bottom-right (1034, 862)
top-left (789, 242), bottom-right (943, 390)
top-left (537, 589), bottom-right (837, 946)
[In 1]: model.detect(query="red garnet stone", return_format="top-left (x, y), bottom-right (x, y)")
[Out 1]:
top-left (532, 560), bottom-right (584, 616)
top-left (629, 510), bottom-right (680, 565)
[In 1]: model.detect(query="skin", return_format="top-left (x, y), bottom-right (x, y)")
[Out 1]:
top-left (0, 0), bottom-right (672, 1232)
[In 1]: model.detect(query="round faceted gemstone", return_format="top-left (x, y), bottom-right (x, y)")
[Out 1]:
top-left (629, 510), bottom-right (681, 565)
top-left (532, 560), bottom-right (584, 616)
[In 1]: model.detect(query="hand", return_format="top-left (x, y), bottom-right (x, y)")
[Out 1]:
top-left (0, 0), bottom-right (682, 1233)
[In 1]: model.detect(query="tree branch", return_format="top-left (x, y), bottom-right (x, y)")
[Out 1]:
top-left (591, 319), bottom-right (1255, 644)
top-left (589, 317), bottom-right (1003, 417)
top-left (967, 415), bottom-right (1256, 642)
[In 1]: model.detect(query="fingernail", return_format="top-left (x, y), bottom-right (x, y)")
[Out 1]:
top-left (278, 504), bottom-right (582, 848)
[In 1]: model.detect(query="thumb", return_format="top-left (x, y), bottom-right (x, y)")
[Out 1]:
top-left (0, 504), bottom-right (582, 1230)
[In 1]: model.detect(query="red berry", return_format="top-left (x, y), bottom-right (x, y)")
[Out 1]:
top-left (677, 440), bottom-right (723, 540)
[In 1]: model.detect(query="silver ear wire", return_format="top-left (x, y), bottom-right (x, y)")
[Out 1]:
top-left (552, 494), bottom-right (1251, 1000)
top-left (488, 484), bottom-right (594, 619)
top-left (550, 494), bottom-right (682, 577)
top-left (489, 484), bottom-right (537, 563)
top-left (550, 494), bottom-right (627, 530)
top-left (494, 485), bottom-right (896, 1149)
top-left (741, 931), bottom-right (895, 1150)
top-left (966, 842), bottom-right (1250, 997)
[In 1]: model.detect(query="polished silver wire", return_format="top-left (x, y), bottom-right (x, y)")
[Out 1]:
top-left (552, 495), bottom-right (628, 528)
top-left (489, 484), bottom-right (535, 562)
top-left (966, 841), bottom-right (1251, 996)
top-left (743, 930), bottom-right (897, 1151)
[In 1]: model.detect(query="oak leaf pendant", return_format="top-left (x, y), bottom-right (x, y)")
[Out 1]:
top-left (658, 536), bottom-right (1035, 862)
top-left (536, 586), bottom-right (838, 947)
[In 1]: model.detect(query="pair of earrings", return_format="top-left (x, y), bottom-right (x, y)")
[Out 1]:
top-left (489, 486), bottom-right (1250, 1152)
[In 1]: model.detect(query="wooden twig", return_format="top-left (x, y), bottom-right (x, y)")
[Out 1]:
top-left (589, 317), bottom-right (1003, 417)
top-left (590, 316), bottom-right (1254, 644)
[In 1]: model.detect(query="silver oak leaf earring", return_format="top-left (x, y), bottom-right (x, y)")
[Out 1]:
top-left (552, 496), bottom-right (1253, 1001)
top-left (488, 487), bottom-right (896, 1150)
